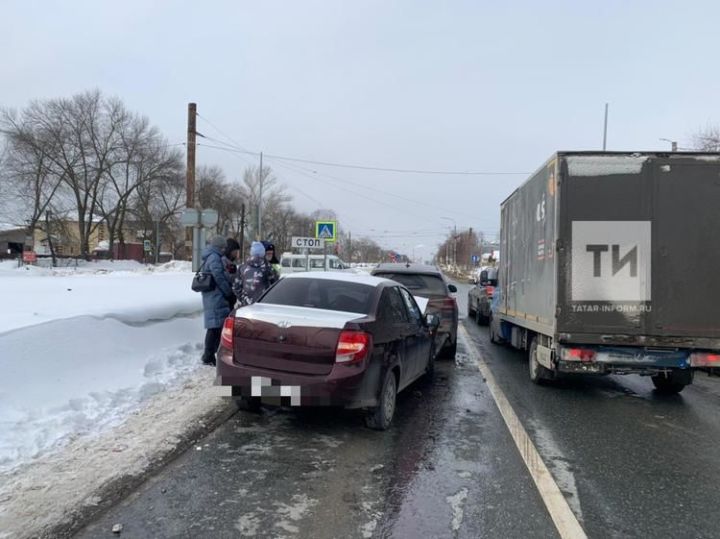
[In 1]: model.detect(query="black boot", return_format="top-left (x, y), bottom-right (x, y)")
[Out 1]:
top-left (200, 353), bottom-right (216, 366)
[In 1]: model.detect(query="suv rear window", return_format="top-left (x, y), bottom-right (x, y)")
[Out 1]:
top-left (373, 273), bottom-right (447, 296)
top-left (260, 278), bottom-right (374, 314)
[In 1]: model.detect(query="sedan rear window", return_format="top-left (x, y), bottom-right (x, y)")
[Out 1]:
top-left (373, 273), bottom-right (447, 296)
top-left (260, 278), bottom-right (374, 314)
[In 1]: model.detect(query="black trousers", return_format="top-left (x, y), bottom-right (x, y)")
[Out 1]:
top-left (203, 327), bottom-right (222, 361)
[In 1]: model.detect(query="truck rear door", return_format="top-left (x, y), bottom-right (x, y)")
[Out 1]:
top-left (649, 156), bottom-right (720, 339)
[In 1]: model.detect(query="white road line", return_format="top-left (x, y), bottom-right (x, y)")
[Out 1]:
top-left (458, 325), bottom-right (587, 539)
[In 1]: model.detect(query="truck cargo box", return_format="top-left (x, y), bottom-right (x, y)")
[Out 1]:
top-left (498, 152), bottom-right (720, 350)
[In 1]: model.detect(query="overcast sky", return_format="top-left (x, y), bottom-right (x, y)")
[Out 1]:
top-left (3, 0), bottom-right (718, 259)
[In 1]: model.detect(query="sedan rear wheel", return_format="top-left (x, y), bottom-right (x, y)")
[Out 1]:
top-left (366, 370), bottom-right (397, 430)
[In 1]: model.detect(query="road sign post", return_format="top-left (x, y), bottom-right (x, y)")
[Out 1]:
top-left (181, 208), bottom-right (219, 271)
top-left (291, 237), bottom-right (325, 250)
top-left (314, 221), bottom-right (337, 243)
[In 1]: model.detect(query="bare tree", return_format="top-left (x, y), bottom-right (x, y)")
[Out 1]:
top-left (0, 109), bottom-right (66, 242)
top-left (692, 125), bottom-right (720, 151)
top-left (239, 165), bottom-right (290, 241)
top-left (3, 90), bottom-right (120, 258)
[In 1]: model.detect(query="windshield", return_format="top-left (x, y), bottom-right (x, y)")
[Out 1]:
top-left (373, 272), bottom-right (447, 297)
top-left (260, 278), bottom-right (374, 313)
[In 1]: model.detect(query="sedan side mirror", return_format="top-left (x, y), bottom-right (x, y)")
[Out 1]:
top-left (426, 313), bottom-right (440, 331)
top-left (448, 284), bottom-right (458, 293)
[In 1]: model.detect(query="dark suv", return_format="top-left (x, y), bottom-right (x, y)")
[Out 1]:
top-left (371, 263), bottom-right (458, 358)
top-left (467, 267), bottom-right (498, 325)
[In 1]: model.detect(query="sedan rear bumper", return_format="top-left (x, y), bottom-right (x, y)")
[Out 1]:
top-left (215, 346), bottom-right (381, 408)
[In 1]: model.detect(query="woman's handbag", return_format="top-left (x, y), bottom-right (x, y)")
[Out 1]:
top-left (191, 262), bottom-right (215, 292)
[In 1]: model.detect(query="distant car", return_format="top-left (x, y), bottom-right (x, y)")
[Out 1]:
top-left (371, 263), bottom-right (458, 359)
top-left (279, 253), bottom-right (350, 273)
top-left (468, 267), bottom-right (498, 325)
top-left (216, 272), bottom-right (439, 430)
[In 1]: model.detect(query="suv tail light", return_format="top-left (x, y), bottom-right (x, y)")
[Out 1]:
top-left (336, 330), bottom-right (371, 364)
top-left (561, 347), bottom-right (596, 362)
top-left (220, 316), bottom-right (235, 350)
top-left (440, 297), bottom-right (457, 318)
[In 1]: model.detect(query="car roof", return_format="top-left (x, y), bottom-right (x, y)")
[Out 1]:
top-left (283, 271), bottom-right (393, 287)
top-left (371, 263), bottom-right (443, 275)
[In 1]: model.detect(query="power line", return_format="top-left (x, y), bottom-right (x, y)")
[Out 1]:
top-left (195, 114), bottom-right (252, 154)
top-left (194, 134), bottom-right (529, 176)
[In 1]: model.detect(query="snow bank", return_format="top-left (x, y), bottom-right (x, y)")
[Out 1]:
top-left (567, 155), bottom-right (647, 177)
top-left (0, 263), bottom-right (207, 474)
top-left (0, 315), bottom-right (205, 473)
top-left (0, 271), bottom-right (201, 334)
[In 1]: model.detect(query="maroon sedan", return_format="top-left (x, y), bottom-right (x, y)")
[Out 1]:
top-left (216, 272), bottom-right (439, 429)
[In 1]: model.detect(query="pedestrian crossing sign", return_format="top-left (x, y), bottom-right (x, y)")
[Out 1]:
top-left (315, 220), bottom-right (337, 242)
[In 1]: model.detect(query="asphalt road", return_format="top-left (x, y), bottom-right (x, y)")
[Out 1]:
top-left (460, 282), bottom-right (720, 539)
top-left (74, 280), bottom-right (720, 538)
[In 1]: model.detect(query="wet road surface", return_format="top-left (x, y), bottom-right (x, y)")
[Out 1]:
top-left (462, 294), bottom-right (720, 539)
top-left (75, 281), bottom-right (720, 538)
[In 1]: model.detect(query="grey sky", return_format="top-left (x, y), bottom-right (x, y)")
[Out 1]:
top-left (3, 0), bottom-right (718, 259)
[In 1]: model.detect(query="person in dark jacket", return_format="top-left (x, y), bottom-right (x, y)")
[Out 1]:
top-left (233, 241), bottom-right (277, 306)
top-left (200, 236), bottom-right (235, 366)
top-left (262, 241), bottom-right (281, 281)
top-left (222, 238), bottom-right (241, 308)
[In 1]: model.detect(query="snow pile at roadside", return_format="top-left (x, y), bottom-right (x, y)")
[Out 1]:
top-left (0, 271), bottom-right (201, 334)
top-left (0, 265), bottom-right (206, 474)
top-left (0, 258), bottom-right (192, 276)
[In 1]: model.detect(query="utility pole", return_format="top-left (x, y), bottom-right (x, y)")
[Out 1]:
top-left (186, 103), bottom-right (197, 260)
top-left (602, 103), bottom-right (609, 151)
top-left (154, 220), bottom-right (160, 264)
top-left (256, 152), bottom-right (263, 240)
top-left (239, 203), bottom-right (246, 258)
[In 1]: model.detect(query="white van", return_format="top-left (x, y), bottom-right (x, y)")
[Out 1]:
top-left (280, 253), bottom-right (350, 273)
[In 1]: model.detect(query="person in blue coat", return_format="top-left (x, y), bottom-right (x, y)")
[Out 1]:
top-left (200, 235), bottom-right (235, 366)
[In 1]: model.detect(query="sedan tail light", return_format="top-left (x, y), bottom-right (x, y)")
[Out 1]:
top-left (220, 316), bottom-right (235, 350)
top-left (485, 285), bottom-right (495, 298)
top-left (335, 330), bottom-right (371, 364)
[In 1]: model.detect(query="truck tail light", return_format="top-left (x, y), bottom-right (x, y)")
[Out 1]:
top-left (690, 352), bottom-right (720, 367)
top-left (562, 347), bottom-right (596, 362)
top-left (220, 316), bottom-right (235, 350)
top-left (336, 330), bottom-right (371, 364)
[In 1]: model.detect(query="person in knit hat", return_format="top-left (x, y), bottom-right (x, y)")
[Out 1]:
top-left (233, 241), bottom-right (277, 306)
top-left (199, 235), bottom-right (235, 365)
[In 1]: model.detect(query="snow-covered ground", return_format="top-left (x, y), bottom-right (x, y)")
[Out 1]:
top-left (0, 259), bottom-right (208, 473)
top-left (0, 259), bottom-right (229, 538)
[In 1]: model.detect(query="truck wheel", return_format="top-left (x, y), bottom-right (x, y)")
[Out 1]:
top-left (489, 315), bottom-right (501, 344)
top-left (366, 370), bottom-right (397, 430)
top-left (528, 337), bottom-right (552, 385)
top-left (651, 369), bottom-right (693, 394)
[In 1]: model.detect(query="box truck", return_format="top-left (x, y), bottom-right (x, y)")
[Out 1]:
top-left (491, 152), bottom-right (720, 393)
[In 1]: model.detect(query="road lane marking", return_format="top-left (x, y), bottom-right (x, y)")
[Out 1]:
top-left (458, 325), bottom-right (587, 539)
